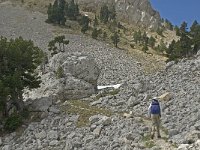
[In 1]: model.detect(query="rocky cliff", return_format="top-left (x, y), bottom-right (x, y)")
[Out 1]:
top-left (76, 0), bottom-right (161, 29)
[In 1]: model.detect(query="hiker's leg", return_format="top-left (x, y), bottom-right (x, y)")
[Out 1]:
top-left (151, 121), bottom-right (156, 138)
top-left (151, 115), bottom-right (156, 139)
top-left (156, 116), bottom-right (161, 138)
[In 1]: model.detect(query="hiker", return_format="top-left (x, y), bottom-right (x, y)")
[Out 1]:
top-left (148, 97), bottom-right (161, 139)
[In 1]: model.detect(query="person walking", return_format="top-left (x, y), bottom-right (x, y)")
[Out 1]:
top-left (148, 97), bottom-right (161, 139)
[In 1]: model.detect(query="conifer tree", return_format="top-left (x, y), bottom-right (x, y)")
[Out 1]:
top-left (0, 36), bottom-right (44, 118)
top-left (93, 15), bottom-right (98, 27)
top-left (142, 43), bottom-right (148, 53)
top-left (100, 4), bottom-right (109, 24)
top-left (111, 32), bottom-right (120, 47)
top-left (92, 28), bottom-right (98, 39)
top-left (48, 35), bottom-right (69, 55)
top-left (80, 16), bottom-right (90, 33)
top-left (109, 5), bottom-right (116, 21)
top-left (148, 36), bottom-right (156, 48)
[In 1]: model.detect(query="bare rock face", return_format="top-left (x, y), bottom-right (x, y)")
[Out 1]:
top-left (75, 0), bottom-right (161, 29)
top-left (24, 52), bottom-right (100, 102)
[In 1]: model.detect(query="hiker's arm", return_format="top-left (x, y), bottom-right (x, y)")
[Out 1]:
top-left (148, 104), bottom-right (151, 118)
top-left (159, 103), bottom-right (162, 117)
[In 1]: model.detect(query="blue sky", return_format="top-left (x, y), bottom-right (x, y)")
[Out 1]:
top-left (150, 0), bottom-right (200, 27)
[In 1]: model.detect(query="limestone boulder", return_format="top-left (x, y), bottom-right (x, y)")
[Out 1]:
top-left (158, 92), bottom-right (173, 101)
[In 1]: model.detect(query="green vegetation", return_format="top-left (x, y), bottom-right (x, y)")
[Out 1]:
top-left (64, 100), bottom-right (113, 127)
top-left (46, 0), bottom-right (79, 25)
top-left (56, 66), bottom-right (64, 78)
top-left (46, 0), bottom-right (200, 62)
top-left (166, 20), bottom-right (200, 61)
top-left (142, 134), bottom-right (156, 148)
top-left (111, 32), bottom-right (120, 47)
top-left (4, 115), bottom-right (23, 132)
top-left (79, 16), bottom-right (90, 34)
top-left (48, 35), bottom-right (69, 56)
top-left (0, 36), bottom-right (43, 131)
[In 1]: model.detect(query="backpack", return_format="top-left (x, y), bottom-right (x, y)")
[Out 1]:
top-left (150, 99), bottom-right (160, 114)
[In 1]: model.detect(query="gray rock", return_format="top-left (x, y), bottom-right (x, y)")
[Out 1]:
top-left (49, 106), bottom-right (60, 114)
top-left (35, 130), bottom-right (46, 140)
top-left (127, 96), bottom-right (140, 107)
top-left (77, 0), bottom-right (161, 29)
top-left (169, 129), bottom-right (179, 137)
top-left (93, 125), bottom-right (103, 138)
top-left (84, 135), bottom-right (95, 144)
top-left (49, 140), bottom-right (59, 146)
top-left (2, 145), bottom-right (11, 150)
top-left (47, 130), bottom-right (58, 140)
top-left (28, 97), bottom-right (53, 112)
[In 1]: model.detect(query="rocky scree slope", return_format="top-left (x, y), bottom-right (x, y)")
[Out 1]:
top-left (0, 2), bottom-right (200, 150)
top-left (90, 51), bottom-right (200, 148)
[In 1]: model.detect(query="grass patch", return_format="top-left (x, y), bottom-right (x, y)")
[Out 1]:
top-left (145, 140), bottom-right (156, 148)
top-left (171, 143), bottom-right (178, 148)
top-left (142, 134), bottom-right (156, 148)
top-left (142, 134), bottom-right (152, 141)
top-left (160, 126), bottom-right (169, 135)
top-left (63, 100), bottom-right (113, 127)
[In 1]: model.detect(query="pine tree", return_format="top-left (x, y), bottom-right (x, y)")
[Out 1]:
top-left (103, 32), bottom-right (107, 40)
top-left (0, 36), bottom-right (44, 118)
top-left (92, 28), bottom-right (98, 39)
top-left (48, 35), bottom-right (69, 55)
top-left (46, 3), bottom-right (53, 23)
top-left (100, 4), bottom-right (109, 24)
top-left (58, 0), bottom-right (66, 25)
top-left (148, 36), bottom-right (156, 48)
top-left (157, 40), bottom-right (167, 54)
top-left (180, 21), bottom-right (188, 35)
top-left (133, 30), bottom-right (142, 44)
top-left (93, 15), bottom-right (98, 27)
top-left (65, 0), bottom-right (79, 20)
top-left (142, 43), bottom-right (148, 53)
top-left (111, 32), bottom-right (120, 47)
top-left (80, 16), bottom-right (90, 34)
top-left (165, 19), bottom-right (173, 30)
top-left (142, 32), bottom-right (149, 44)
top-left (174, 25), bottom-right (181, 36)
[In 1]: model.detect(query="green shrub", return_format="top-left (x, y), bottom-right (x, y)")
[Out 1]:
top-left (56, 66), bottom-right (64, 78)
top-left (4, 115), bottom-right (22, 132)
top-left (130, 43), bottom-right (135, 49)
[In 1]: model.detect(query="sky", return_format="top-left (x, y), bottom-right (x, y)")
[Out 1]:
top-left (150, 0), bottom-right (200, 27)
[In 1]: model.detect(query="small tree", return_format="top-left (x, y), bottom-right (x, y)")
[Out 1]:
top-left (103, 32), bottom-right (107, 40)
top-left (80, 16), bottom-right (90, 34)
top-left (142, 43), bottom-right (148, 53)
top-left (56, 66), bottom-right (64, 78)
top-left (93, 15), bottom-right (98, 27)
top-left (148, 36), bottom-right (156, 48)
top-left (92, 28), bottom-right (98, 39)
top-left (156, 27), bottom-right (164, 36)
top-left (100, 4), bottom-right (109, 24)
top-left (111, 32), bottom-right (120, 47)
top-left (0, 36), bottom-right (44, 120)
top-left (48, 35), bottom-right (69, 55)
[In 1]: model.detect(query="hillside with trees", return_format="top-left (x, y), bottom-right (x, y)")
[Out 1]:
top-left (0, 36), bottom-right (44, 131)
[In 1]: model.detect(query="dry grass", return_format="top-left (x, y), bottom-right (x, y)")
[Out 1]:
top-left (63, 100), bottom-right (113, 127)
